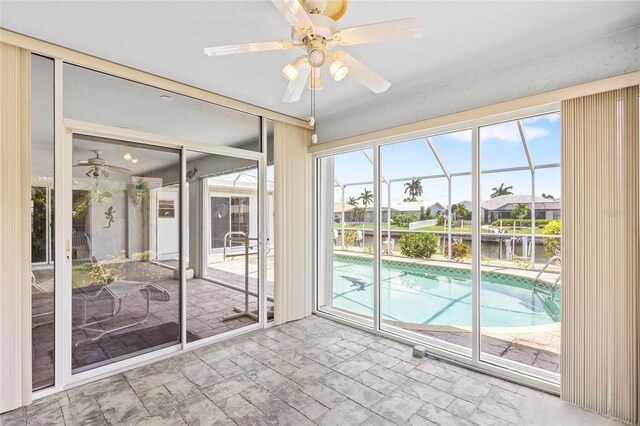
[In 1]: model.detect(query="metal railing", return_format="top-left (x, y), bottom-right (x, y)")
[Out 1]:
top-left (221, 231), bottom-right (261, 322)
top-left (533, 255), bottom-right (561, 291)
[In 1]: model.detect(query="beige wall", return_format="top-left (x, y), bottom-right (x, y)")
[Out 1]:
top-left (0, 42), bottom-right (32, 412)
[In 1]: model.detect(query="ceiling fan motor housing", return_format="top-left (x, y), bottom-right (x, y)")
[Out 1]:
top-left (291, 14), bottom-right (336, 43)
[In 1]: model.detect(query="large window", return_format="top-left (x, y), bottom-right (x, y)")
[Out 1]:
top-left (317, 149), bottom-right (375, 327)
top-left (31, 54), bottom-right (55, 390)
top-left (315, 108), bottom-right (562, 385)
top-left (479, 112), bottom-right (561, 375)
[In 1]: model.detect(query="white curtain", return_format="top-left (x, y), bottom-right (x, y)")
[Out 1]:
top-left (561, 86), bottom-right (639, 424)
top-left (0, 42), bottom-right (32, 412)
top-left (273, 121), bottom-right (313, 324)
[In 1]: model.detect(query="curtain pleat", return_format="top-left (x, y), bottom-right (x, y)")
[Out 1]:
top-left (273, 121), bottom-right (312, 324)
top-left (561, 86), bottom-right (639, 425)
top-left (0, 42), bottom-right (32, 412)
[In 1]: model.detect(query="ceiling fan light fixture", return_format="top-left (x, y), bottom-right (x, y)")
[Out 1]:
top-left (281, 64), bottom-right (298, 81)
top-left (281, 57), bottom-right (305, 81)
top-left (329, 60), bottom-right (348, 81)
top-left (307, 47), bottom-right (325, 67)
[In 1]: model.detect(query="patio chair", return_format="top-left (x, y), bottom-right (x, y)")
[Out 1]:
top-left (72, 233), bottom-right (170, 342)
top-left (356, 230), bottom-right (364, 246)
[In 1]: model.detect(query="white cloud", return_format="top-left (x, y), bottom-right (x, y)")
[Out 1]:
top-left (525, 113), bottom-right (560, 123)
top-left (523, 125), bottom-right (550, 140)
top-left (447, 130), bottom-right (472, 142)
top-left (480, 122), bottom-right (549, 143)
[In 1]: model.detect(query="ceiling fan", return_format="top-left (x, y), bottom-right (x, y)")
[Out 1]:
top-left (74, 151), bottom-right (132, 178)
top-left (203, 0), bottom-right (424, 103)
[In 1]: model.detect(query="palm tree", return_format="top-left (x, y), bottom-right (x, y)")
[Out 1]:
top-left (347, 196), bottom-right (358, 207)
top-left (403, 178), bottom-right (423, 201)
top-left (542, 193), bottom-right (555, 200)
top-left (357, 189), bottom-right (373, 224)
top-left (452, 203), bottom-right (470, 221)
top-left (512, 203), bottom-right (530, 226)
top-left (359, 188), bottom-right (373, 207)
top-left (490, 183), bottom-right (514, 198)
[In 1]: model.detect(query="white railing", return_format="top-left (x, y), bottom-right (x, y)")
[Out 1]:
top-left (408, 219), bottom-right (438, 230)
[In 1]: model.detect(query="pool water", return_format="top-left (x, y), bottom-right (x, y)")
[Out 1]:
top-left (332, 256), bottom-right (560, 328)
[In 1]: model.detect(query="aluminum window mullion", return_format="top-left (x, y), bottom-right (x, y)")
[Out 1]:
top-left (373, 147), bottom-right (381, 332)
top-left (258, 118), bottom-right (267, 326)
top-left (180, 147), bottom-right (187, 348)
top-left (471, 126), bottom-right (481, 365)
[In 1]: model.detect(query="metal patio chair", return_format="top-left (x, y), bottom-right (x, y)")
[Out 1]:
top-left (72, 232), bottom-right (170, 343)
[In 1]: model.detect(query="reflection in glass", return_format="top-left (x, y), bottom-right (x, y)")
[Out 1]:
top-left (71, 136), bottom-right (180, 372)
top-left (185, 151), bottom-right (267, 341)
top-left (32, 54), bottom-right (55, 390)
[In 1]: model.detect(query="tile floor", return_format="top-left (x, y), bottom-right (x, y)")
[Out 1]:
top-left (32, 261), bottom-right (271, 390)
top-left (7, 315), bottom-right (622, 426)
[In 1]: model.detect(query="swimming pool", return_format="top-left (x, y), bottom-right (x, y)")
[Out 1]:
top-left (331, 255), bottom-right (560, 328)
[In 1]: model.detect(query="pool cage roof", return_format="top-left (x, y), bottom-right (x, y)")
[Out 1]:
top-left (331, 115), bottom-right (561, 264)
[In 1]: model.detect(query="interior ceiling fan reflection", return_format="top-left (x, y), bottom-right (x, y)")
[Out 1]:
top-left (203, 0), bottom-right (424, 103)
top-left (74, 150), bottom-right (132, 178)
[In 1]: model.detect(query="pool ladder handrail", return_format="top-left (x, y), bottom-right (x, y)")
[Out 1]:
top-left (533, 255), bottom-right (561, 292)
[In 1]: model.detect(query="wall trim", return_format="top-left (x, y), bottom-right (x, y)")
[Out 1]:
top-left (0, 28), bottom-right (311, 130)
top-left (309, 71), bottom-right (640, 153)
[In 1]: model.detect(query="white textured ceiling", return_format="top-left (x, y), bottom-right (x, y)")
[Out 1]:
top-left (2, 1), bottom-right (638, 123)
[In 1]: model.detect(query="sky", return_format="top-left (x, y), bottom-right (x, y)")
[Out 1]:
top-left (332, 112), bottom-right (561, 207)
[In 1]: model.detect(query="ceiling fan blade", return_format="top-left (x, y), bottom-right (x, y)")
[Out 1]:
top-left (74, 160), bottom-right (89, 166)
top-left (332, 52), bottom-right (390, 93)
top-left (106, 165), bottom-right (132, 175)
top-left (204, 40), bottom-right (292, 57)
top-left (282, 60), bottom-right (311, 103)
top-left (333, 18), bottom-right (423, 46)
top-left (270, 0), bottom-right (314, 32)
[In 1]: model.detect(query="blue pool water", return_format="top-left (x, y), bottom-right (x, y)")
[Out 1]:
top-left (332, 256), bottom-right (560, 328)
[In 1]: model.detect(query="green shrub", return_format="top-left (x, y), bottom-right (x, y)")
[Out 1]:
top-left (391, 213), bottom-right (419, 227)
top-left (436, 215), bottom-right (446, 226)
top-left (399, 233), bottom-right (439, 259)
top-left (542, 220), bottom-right (561, 256)
top-left (491, 218), bottom-right (553, 227)
top-left (444, 242), bottom-right (471, 261)
top-left (343, 229), bottom-right (357, 248)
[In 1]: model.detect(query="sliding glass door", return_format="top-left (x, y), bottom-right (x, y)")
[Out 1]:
top-left (69, 135), bottom-right (181, 373)
top-left (185, 150), bottom-right (264, 342)
top-left (30, 58), bottom-right (271, 393)
top-left (315, 107), bottom-right (562, 387)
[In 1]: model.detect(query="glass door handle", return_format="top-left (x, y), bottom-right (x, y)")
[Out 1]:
top-left (66, 238), bottom-right (71, 260)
